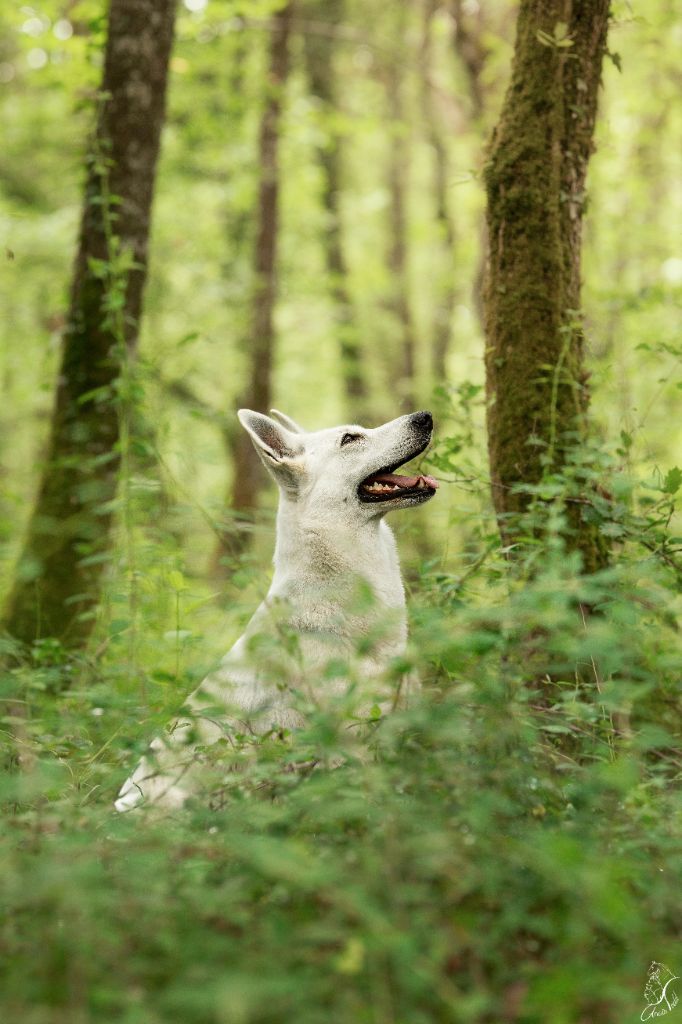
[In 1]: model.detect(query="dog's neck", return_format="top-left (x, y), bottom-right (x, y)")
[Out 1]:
top-left (268, 495), bottom-right (405, 612)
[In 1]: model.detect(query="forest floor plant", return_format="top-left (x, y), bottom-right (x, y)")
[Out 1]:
top-left (1, 411), bottom-right (680, 1023)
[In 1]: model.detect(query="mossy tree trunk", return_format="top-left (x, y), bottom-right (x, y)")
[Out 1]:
top-left (483, 0), bottom-right (610, 572)
top-left (303, 0), bottom-right (369, 423)
top-left (225, 3), bottom-right (293, 548)
top-left (3, 0), bottom-right (177, 645)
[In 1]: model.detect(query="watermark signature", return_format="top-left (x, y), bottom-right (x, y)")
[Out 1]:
top-left (641, 962), bottom-right (679, 1020)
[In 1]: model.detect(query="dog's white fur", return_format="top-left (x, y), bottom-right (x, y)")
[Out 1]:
top-left (115, 408), bottom-right (436, 811)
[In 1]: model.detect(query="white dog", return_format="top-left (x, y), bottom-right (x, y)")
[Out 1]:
top-left (115, 408), bottom-right (438, 811)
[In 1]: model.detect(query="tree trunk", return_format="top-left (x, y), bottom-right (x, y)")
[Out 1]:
top-left (386, 50), bottom-right (416, 415)
top-left (303, 0), bottom-right (368, 422)
top-left (483, 0), bottom-right (610, 572)
top-left (450, 0), bottom-right (489, 329)
top-left (420, 0), bottom-right (458, 385)
top-left (3, 0), bottom-right (177, 645)
top-left (226, 3), bottom-right (293, 544)
top-left (451, 0), bottom-right (486, 122)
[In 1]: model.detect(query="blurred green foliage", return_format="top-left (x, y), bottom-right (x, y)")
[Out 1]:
top-left (0, 0), bottom-right (681, 1020)
top-left (1, 485), bottom-right (681, 1021)
top-left (0, 0), bottom-right (680, 584)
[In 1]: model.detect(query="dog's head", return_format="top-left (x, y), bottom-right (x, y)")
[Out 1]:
top-left (238, 408), bottom-right (438, 518)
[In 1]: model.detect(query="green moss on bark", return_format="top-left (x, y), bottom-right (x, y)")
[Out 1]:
top-left (484, 0), bottom-right (611, 572)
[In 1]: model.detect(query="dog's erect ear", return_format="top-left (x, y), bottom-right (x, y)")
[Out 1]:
top-left (237, 410), bottom-right (300, 461)
top-left (269, 409), bottom-right (304, 434)
top-left (237, 410), bottom-right (304, 492)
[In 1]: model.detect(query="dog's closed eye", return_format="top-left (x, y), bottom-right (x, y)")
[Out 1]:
top-left (340, 432), bottom-right (365, 447)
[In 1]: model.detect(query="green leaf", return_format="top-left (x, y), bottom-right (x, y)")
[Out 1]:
top-left (168, 569), bottom-right (187, 591)
top-left (662, 467), bottom-right (682, 494)
top-left (606, 50), bottom-right (623, 72)
top-left (599, 522), bottom-right (626, 538)
top-left (86, 256), bottom-right (108, 279)
top-left (108, 618), bottom-right (130, 635)
top-left (178, 331), bottom-right (200, 347)
top-left (537, 22), bottom-right (574, 48)
top-left (163, 629), bottom-right (192, 642)
top-left (335, 937), bottom-right (365, 975)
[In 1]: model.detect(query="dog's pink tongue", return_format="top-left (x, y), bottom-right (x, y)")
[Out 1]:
top-left (369, 472), bottom-right (439, 489)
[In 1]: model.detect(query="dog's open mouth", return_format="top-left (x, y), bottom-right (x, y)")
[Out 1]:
top-left (358, 471), bottom-right (439, 503)
top-left (358, 453), bottom-right (439, 504)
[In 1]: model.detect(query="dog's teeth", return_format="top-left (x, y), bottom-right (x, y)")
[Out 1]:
top-left (364, 480), bottom-right (404, 495)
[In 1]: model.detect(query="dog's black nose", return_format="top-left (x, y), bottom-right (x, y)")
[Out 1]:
top-left (410, 410), bottom-right (433, 431)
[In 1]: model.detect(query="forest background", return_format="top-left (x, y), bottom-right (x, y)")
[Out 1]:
top-left (0, 0), bottom-right (681, 1021)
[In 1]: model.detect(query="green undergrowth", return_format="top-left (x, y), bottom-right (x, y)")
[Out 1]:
top-left (1, 463), bottom-right (681, 1024)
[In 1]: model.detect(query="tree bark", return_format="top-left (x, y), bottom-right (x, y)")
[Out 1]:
top-left (227, 3), bottom-right (293, 540)
top-left (450, 0), bottom-right (490, 329)
top-left (451, 0), bottom-right (487, 122)
top-left (386, 45), bottom-right (416, 415)
top-left (420, 0), bottom-right (458, 385)
top-left (303, 0), bottom-right (368, 422)
top-left (483, 0), bottom-right (610, 572)
top-left (3, 0), bottom-right (177, 645)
